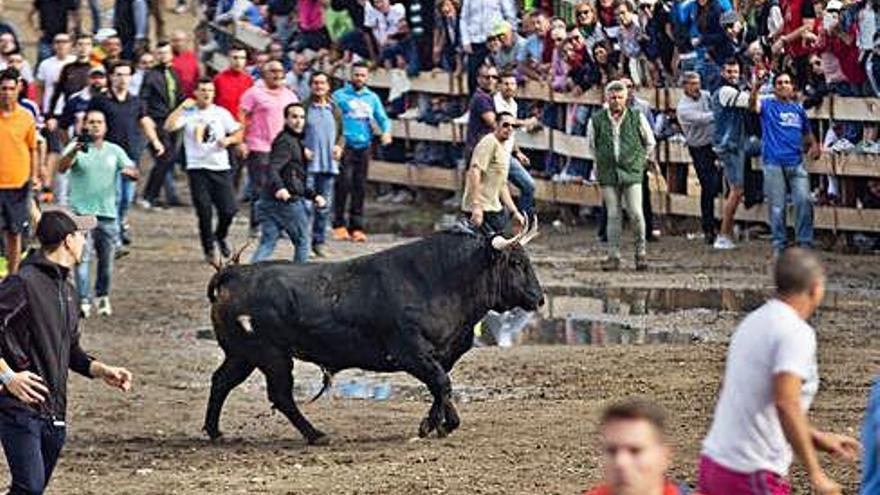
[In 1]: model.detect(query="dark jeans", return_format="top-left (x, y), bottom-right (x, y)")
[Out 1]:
top-left (333, 147), bottom-right (369, 231)
top-left (188, 169), bottom-right (238, 256)
top-left (143, 130), bottom-right (180, 203)
top-left (245, 152), bottom-right (271, 229)
top-left (306, 173), bottom-right (335, 246)
top-left (642, 170), bottom-right (654, 234)
top-left (462, 210), bottom-right (507, 237)
top-left (251, 198), bottom-right (311, 263)
top-left (688, 144), bottom-right (720, 234)
top-left (0, 407), bottom-right (66, 495)
top-left (380, 37), bottom-right (421, 77)
top-left (338, 30), bottom-right (371, 59)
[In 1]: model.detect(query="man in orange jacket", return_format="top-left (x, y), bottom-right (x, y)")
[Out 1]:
top-left (584, 398), bottom-right (702, 495)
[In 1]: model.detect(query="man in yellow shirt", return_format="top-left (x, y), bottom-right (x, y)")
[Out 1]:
top-left (461, 111), bottom-right (525, 234)
top-left (0, 68), bottom-right (40, 274)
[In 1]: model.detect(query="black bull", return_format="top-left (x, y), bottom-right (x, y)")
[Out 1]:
top-left (203, 229), bottom-right (544, 445)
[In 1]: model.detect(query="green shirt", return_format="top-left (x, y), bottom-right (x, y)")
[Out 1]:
top-left (62, 140), bottom-right (134, 219)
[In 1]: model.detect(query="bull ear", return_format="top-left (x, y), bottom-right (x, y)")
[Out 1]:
top-left (519, 215), bottom-right (540, 246)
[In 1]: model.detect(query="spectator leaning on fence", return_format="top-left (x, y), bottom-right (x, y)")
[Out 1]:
top-left (698, 248), bottom-right (860, 495)
top-left (465, 64), bottom-right (499, 162)
top-left (459, 0), bottom-right (518, 92)
top-left (583, 399), bottom-right (704, 495)
top-left (710, 58), bottom-right (751, 251)
top-left (331, 61), bottom-right (391, 243)
top-left (494, 71), bottom-right (536, 220)
top-left (462, 111), bottom-right (525, 235)
top-left (751, 71), bottom-right (820, 256)
top-left (303, 71), bottom-right (344, 258)
top-left (164, 78), bottom-right (243, 265)
top-left (676, 71), bottom-right (720, 245)
top-left (586, 80), bottom-right (656, 272)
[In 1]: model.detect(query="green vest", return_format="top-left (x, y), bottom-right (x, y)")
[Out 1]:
top-left (591, 109), bottom-right (646, 186)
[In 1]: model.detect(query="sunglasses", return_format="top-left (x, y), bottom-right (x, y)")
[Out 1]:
top-left (577, 9), bottom-right (592, 15)
top-left (484, 74), bottom-right (499, 80)
top-left (500, 122), bottom-right (515, 129)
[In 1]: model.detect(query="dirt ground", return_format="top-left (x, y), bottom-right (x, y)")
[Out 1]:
top-left (0, 192), bottom-right (872, 495)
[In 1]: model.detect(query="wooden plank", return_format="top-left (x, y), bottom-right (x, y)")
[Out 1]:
top-left (367, 161), bottom-right (459, 190)
top-left (809, 154), bottom-right (880, 178)
top-left (408, 72), bottom-right (457, 94)
top-left (832, 97), bottom-right (880, 122)
top-left (390, 120), bottom-right (456, 142)
top-left (551, 131), bottom-right (590, 159)
top-left (515, 127), bottom-right (551, 151)
top-left (234, 23), bottom-right (270, 52)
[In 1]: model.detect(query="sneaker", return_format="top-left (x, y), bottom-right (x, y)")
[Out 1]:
top-left (114, 246), bottom-right (130, 260)
top-left (350, 229), bottom-right (367, 242)
top-left (376, 191), bottom-right (396, 203)
top-left (635, 254), bottom-right (648, 271)
top-left (80, 302), bottom-right (92, 319)
top-left (312, 243), bottom-right (327, 258)
top-left (136, 199), bottom-right (154, 210)
top-left (704, 231), bottom-right (717, 246)
top-left (96, 296), bottom-right (112, 316)
top-left (713, 235), bottom-right (737, 250)
top-left (332, 227), bottom-right (351, 241)
top-left (217, 238), bottom-right (231, 258)
top-left (600, 257), bottom-right (620, 271)
top-left (120, 228), bottom-right (132, 246)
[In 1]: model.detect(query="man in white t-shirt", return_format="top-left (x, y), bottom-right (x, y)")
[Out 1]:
top-left (493, 71), bottom-right (538, 219)
top-left (698, 248), bottom-right (860, 495)
top-left (35, 33), bottom-right (76, 176)
top-left (364, 0), bottom-right (406, 50)
top-left (164, 78), bottom-right (243, 264)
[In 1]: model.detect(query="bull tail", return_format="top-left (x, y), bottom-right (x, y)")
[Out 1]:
top-left (207, 267), bottom-right (238, 303)
top-left (308, 367), bottom-right (335, 403)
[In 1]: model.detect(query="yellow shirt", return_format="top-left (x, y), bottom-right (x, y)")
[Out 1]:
top-left (462, 133), bottom-right (510, 213)
top-left (0, 106), bottom-right (37, 189)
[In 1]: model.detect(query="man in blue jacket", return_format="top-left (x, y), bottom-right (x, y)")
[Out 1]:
top-left (331, 61), bottom-right (391, 243)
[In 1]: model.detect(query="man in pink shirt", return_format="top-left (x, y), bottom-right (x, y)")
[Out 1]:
top-left (171, 30), bottom-right (200, 98)
top-left (291, 0), bottom-right (332, 53)
top-left (239, 60), bottom-right (298, 236)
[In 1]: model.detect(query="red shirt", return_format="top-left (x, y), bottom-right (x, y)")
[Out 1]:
top-left (782, 0), bottom-right (816, 58)
top-left (584, 481), bottom-right (703, 495)
top-left (172, 50), bottom-right (200, 98)
top-left (213, 69), bottom-right (254, 118)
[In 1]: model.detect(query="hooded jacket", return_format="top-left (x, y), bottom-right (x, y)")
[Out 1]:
top-left (0, 249), bottom-right (93, 420)
top-left (264, 125), bottom-right (318, 202)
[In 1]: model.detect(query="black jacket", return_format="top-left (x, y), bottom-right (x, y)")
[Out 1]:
top-left (139, 64), bottom-right (182, 125)
top-left (264, 126), bottom-right (317, 202)
top-left (0, 250), bottom-right (93, 420)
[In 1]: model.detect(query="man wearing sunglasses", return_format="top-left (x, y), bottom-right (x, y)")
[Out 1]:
top-left (462, 111), bottom-right (525, 234)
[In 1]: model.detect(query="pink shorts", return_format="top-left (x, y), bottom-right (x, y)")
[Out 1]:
top-left (698, 455), bottom-right (791, 495)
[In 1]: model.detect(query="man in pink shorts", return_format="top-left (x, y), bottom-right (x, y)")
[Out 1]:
top-left (698, 248), bottom-right (860, 495)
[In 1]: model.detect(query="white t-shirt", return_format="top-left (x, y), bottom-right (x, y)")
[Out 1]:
top-left (493, 92), bottom-right (518, 155)
top-left (36, 55), bottom-right (76, 114)
top-left (702, 299), bottom-right (819, 476)
top-left (174, 104), bottom-right (241, 171)
top-left (363, 2), bottom-right (406, 47)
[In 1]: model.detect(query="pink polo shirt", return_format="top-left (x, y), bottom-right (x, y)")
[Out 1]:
top-left (239, 85), bottom-right (298, 153)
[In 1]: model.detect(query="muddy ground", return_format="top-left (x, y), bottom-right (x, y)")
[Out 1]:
top-left (0, 189), bottom-right (873, 494)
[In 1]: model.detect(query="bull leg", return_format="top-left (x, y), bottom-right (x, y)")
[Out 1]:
top-left (203, 356), bottom-right (256, 441)
top-left (399, 355), bottom-right (454, 438)
top-left (259, 357), bottom-right (329, 446)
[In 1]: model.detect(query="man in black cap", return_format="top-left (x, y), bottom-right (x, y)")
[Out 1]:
top-left (0, 207), bottom-right (133, 495)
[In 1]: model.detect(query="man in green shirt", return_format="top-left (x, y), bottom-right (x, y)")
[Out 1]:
top-left (586, 80), bottom-right (656, 272)
top-left (58, 109), bottom-right (138, 318)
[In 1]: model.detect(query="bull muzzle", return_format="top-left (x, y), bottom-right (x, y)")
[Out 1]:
top-left (491, 216), bottom-right (540, 251)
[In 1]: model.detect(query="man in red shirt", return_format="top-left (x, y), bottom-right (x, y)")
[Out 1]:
top-left (583, 399), bottom-right (702, 495)
top-left (213, 46), bottom-right (253, 191)
top-left (170, 30), bottom-right (200, 99)
top-left (777, 0), bottom-right (817, 84)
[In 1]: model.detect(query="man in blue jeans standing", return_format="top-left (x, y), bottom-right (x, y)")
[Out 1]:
top-left (251, 103), bottom-right (326, 263)
top-left (751, 72), bottom-right (820, 255)
top-left (0, 208), bottom-right (132, 495)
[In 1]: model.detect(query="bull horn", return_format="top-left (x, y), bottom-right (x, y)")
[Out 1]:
top-left (491, 216), bottom-right (529, 251)
top-left (519, 216), bottom-right (540, 246)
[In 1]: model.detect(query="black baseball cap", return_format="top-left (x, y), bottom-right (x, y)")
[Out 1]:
top-left (36, 207), bottom-right (97, 246)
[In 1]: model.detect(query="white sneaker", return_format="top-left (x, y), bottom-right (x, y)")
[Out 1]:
top-left (96, 296), bottom-right (112, 316)
top-left (713, 236), bottom-right (737, 250)
top-left (80, 302), bottom-right (92, 319)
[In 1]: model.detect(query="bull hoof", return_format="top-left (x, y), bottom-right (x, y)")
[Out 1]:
top-left (435, 423), bottom-right (449, 438)
top-left (418, 417), bottom-right (436, 438)
top-left (203, 427), bottom-right (224, 442)
top-left (307, 432), bottom-right (330, 446)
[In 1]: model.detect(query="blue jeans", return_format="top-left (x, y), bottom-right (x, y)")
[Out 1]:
top-left (763, 164), bottom-right (814, 253)
top-left (88, 0), bottom-right (102, 32)
top-left (75, 217), bottom-right (119, 302)
top-left (380, 37), bottom-right (420, 77)
top-left (251, 198), bottom-right (311, 264)
top-left (508, 156), bottom-right (535, 217)
top-left (36, 40), bottom-right (53, 66)
top-left (861, 377), bottom-right (880, 495)
top-left (0, 406), bottom-right (66, 495)
top-left (307, 173), bottom-right (335, 246)
top-left (116, 175), bottom-right (136, 243)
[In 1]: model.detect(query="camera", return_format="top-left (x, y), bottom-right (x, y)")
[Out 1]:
top-left (77, 131), bottom-right (92, 152)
